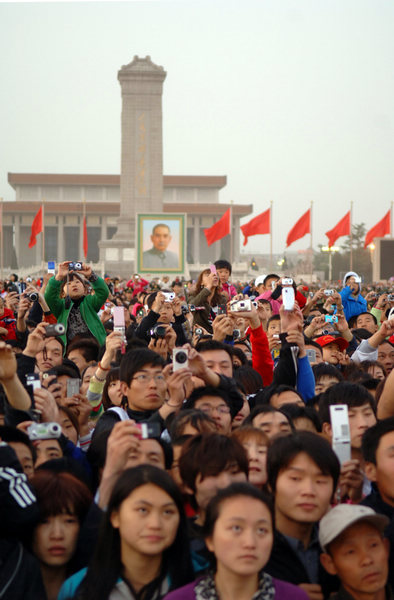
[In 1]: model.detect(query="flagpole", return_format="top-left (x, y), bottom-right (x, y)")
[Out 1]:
top-left (0, 198), bottom-right (3, 280)
top-left (270, 201), bottom-right (273, 271)
top-left (310, 200), bottom-right (313, 278)
top-left (83, 197), bottom-right (86, 261)
top-left (41, 200), bottom-right (45, 267)
top-left (350, 201), bottom-right (353, 271)
top-left (229, 204), bottom-right (233, 266)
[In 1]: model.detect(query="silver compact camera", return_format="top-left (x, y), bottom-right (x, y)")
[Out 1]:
top-left (27, 422), bottom-right (62, 441)
top-left (230, 298), bottom-right (252, 312)
top-left (172, 348), bottom-right (189, 371)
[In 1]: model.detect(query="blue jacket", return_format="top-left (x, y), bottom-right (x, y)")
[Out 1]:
top-left (339, 286), bottom-right (367, 322)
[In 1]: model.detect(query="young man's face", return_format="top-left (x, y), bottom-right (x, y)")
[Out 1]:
top-left (315, 375), bottom-right (340, 396)
top-left (217, 268), bottom-right (230, 285)
top-left (270, 390), bottom-right (304, 409)
top-left (252, 412), bottom-right (292, 439)
top-left (194, 463), bottom-right (247, 511)
top-left (158, 303), bottom-right (174, 324)
top-left (121, 363), bottom-right (167, 411)
top-left (275, 452), bottom-right (334, 527)
top-left (348, 403), bottom-right (376, 449)
top-left (321, 522), bottom-right (389, 598)
top-left (199, 349), bottom-right (233, 378)
top-left (194, 395), bottom-right (232, 435)
top-left (36, 338), bottom-right (63, 372)
top-left (67, 348), bottom-right (90, 373)
top-left (365, 430), bottom-right (394, 506)
top-left (33, 438), bottom-right (63, 468)
top-left (355, 313), bottom-right (378, 334)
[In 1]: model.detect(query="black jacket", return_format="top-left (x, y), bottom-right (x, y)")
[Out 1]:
top-left (361, 489), bottom-right (394, 590)
top-left (265, 530), bottom-right (339, 599)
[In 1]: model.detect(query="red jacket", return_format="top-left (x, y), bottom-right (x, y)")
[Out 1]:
top-left (0, 307), bottom-right (17, 340)
top-left (247, 324), bottom-right (274, 386)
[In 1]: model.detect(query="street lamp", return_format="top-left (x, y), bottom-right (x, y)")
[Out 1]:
top-left (321, 246), bottom-right (340, 281)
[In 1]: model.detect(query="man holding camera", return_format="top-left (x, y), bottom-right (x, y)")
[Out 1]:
top-left (340, 271), bottom-right (367, 322)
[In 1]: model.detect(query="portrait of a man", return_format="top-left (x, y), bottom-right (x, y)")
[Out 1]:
top-left (137, 214), bottom-right (185, 273)
top-left (143, 223), bottom-right (179, 268)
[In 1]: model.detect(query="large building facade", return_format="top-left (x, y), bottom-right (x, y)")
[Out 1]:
top-left (4, 56), bottom-right (252, 277)
top-left (4, 172), bottom-right (251, 276)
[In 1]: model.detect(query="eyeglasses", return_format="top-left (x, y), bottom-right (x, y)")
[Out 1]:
top-left (198, 404), bottom-right (231, 415)
top-left (132, 373), bottom-right (166, 384)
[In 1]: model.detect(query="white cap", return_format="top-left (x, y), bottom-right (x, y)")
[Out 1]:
top-left (319, 504), bottom-right (389, 552)
top-left (255, 275), bottom-right (266, 287)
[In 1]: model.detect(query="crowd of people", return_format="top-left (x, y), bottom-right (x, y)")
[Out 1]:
top-left (1, 258), bottom-right (394, 600)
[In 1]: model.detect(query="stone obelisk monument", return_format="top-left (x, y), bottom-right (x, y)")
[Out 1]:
top-left (99, 56), bottom-right (167, 275)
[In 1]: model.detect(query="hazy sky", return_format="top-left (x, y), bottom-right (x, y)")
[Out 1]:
top-left (1, 0), bottom-right (393, 255)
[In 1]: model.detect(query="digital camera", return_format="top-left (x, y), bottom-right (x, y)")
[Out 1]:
top-left (45, 323), bottom-right (66, 337)
top-left (69, 262), bottom-right (82, 271)
top-left (27, 422), bottom-right (61, 441)
top-left (324, 290), bottom-right (334, 296)
top-left (230, 299), bottom-right (252, 312)
top-left (150, 324), bottom-right (167, 339)
top-left (172, 348), bottom-right (189, 371)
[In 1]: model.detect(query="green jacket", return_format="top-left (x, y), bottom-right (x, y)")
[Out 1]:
top-left (44, 276), bottom-right (109, 348)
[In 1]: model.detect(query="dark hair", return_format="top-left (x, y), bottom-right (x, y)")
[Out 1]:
top-left (267, 314), bottom-right (280, 327)
top-left (67, 339), bottom-right (100, 364)
top-left (303, 338), bottom-right (323, 353)
top-left (168, 409), bottom-right (217, 440)
top-left (318, 382), bottom-right (376, 426)
top-left (355, 312), bottom-right (378, 326)
top-left (195, 339), bottom-right (233, 362)
top-left (231, 346), bottom-right (248, 366)
top-left (179, 434), bottom-right (248, 497)
top-left (233, 366), bottom-right (263, 396)
top-left (263, 274), bottom-right (280, 286)
top-left (0, 425), bottom-right (36, 463)
top-left (312, 363), bottom-right (344, 382)
top-left (358, 360), bottom-right (387, 378)
top-left (102, 367), bottom-right (121, 411)
top-left (267, 431), bottom-right (340, 494)
top-left (279, 404), bottom-right (321, 433)
top-left (261, 384), bottom-right (304, 406)
top-left (58, 405), bottom-right (80, 437)
top-left (76, 465), bottom-right (194, 600)
top-left (31, 469), bottom-right (92, 521)
top-left (194, 269), bottom-right (223, 307)
top-left (214, 260), bottom-right (232, 274)
top-left (203, 481), bottom-right (274, 542)
top-left (119, 348), bottom-right (165, 386)
top-left (244, 404), bottom-right (294, 430)
top-left (361, 417), bottom-right (394, 465)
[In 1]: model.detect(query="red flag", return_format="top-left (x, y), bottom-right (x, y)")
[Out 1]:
top-left (204, 208), bottom-right (231, 246)
top-left (286, 209), bottom-right (311, 248)
top-left (240, 208), bottom-right (270, 246)
top-left (28, 205), bottom-right (43, 249)
top-left (325, 211), bottom-right (350, 248)
top-left (364, 210), bottom-right (391, 248)
top-left (83, 216), bottom-right (88, 259)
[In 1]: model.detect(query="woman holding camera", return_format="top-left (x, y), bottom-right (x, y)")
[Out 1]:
top-left (188, 269), bottom-right (227, 334)
top-left (44, 261), bottom-right (109, 349)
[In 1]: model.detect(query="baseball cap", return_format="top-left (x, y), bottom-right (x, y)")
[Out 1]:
top-left (315, 334), bottom-right (349, 352)
top-left (319, 504), bottom-right (389, 552)
top-left (255, 275), bottom-right (266, 288)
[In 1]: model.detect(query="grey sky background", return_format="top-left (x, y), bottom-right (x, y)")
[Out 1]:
top-left (1, 0), bottom-right (393, 256)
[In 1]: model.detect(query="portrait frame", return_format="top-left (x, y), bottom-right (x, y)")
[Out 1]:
top-left (136, 213), bottom-right (186, 273)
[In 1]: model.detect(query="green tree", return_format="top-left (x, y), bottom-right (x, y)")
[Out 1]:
top-left (341, 223), bottom-right (367, 252)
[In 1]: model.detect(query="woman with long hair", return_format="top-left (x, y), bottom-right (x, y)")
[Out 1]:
top-left (59, 464), bottom-right (194, 600)
top-left (188, 268), bottom-right (227, 334)
top-left (163, 482), bottom-right (308, 600)
top-left (30, 470), bottom-right (92, 600)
